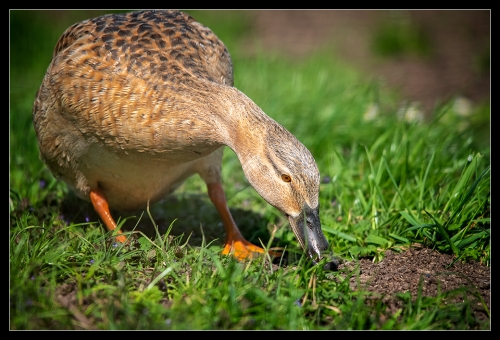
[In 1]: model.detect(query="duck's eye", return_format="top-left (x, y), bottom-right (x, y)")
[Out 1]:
top-left (281, 174), bottom-right (292, 182)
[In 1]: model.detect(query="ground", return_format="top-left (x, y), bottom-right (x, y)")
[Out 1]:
top-left (244, 10), bottom-right (490, 321)
top-left (338, 247), bottom-right (490, 322)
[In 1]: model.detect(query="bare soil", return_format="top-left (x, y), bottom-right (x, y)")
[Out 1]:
top-left (338, 247), bottom-right (490, 323)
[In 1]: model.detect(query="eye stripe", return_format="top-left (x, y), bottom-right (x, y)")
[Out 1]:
top-left (265, 148), bottom-right (282, 176)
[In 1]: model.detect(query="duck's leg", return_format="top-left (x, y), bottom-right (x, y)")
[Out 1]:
top-left (89, 188), bottom-right (127, 243)
top-left (207, 182), bottom-right (277, 260)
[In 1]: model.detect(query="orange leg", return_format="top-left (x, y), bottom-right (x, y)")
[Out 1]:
top-left (89, 188), bottom-right (127, 243)
top-left (207, 182), bottom-right (279, 260)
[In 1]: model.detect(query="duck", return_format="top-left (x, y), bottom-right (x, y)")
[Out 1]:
top-left (32, 10), bottom-right (330, 263)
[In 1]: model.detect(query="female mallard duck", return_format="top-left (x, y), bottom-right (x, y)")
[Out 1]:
top-left (33, 10), bottom-right (329, 262)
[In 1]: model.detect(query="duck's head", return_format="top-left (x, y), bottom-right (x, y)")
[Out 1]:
top-left (239, 122), bottom-right (330, 263)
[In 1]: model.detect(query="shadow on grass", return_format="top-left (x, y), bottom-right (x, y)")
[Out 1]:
top-left (59, 191), bottom-right (292, 256)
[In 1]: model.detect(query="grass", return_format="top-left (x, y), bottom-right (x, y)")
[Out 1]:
top-left (10, 10), bottom-right (490, 330)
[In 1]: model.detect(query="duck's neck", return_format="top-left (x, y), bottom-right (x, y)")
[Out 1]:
top-left (208, 84), bottom-right (276, 155)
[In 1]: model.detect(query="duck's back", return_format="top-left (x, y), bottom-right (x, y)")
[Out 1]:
top-left (52, 10), bottom-right (233, 86)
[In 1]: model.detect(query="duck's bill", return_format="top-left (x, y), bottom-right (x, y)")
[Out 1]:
top-left (288, 204), bottom-right (329, 264)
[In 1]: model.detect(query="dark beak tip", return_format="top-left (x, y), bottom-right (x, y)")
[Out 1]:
top-left (323, 259), bottom-right (339, 271)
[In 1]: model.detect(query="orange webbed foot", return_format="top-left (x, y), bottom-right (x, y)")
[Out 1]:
top-left (207, 182), bottom-right (281, 261)
top-left (222, 239), bottom-right (281, 261)
top-left (114, 233), bottom-right (128, 244)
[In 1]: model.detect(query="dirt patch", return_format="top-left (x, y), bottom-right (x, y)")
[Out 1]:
top-left (338, 246), bottom-right (490, 323)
